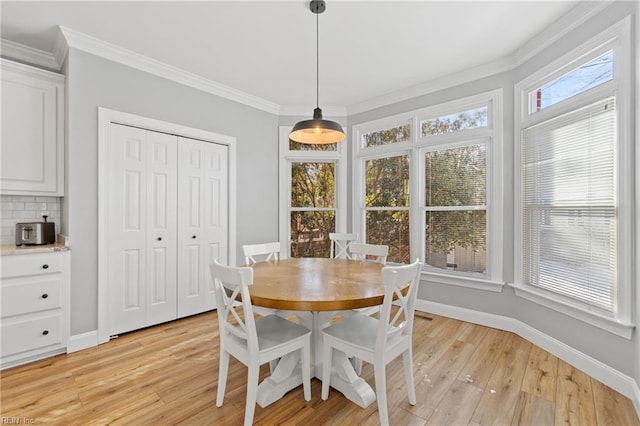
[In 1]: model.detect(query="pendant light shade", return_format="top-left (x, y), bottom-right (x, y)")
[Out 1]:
top-left (290, 0), bottom-right (345, 144)
top-left (290, 107), bottom-right (345, 144)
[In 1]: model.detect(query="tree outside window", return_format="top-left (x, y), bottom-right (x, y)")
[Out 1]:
top-left (290, 161), bottom-right (336, 258)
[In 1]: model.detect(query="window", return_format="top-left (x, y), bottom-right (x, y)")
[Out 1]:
top-left (279, 127), bottom-right (347, 259)
top-left (425, 143), bottom-right (486, 274)
top-left (522, 97), bottom-right (616, 312)
top-left (514, 18), bottom-right (632, 336)
top-left (528, 51), bottom-right (613, 113)
top-left (353, 90), bottom-right (503, 287)
top-left (290, 161), bottom-right (336, 257)
top-left (365, 155), bottom-right (410, 263)
top-left (361, 122), bottom-right (411, 148)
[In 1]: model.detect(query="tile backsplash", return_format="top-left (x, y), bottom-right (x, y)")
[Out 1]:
top-left (0, 195), bottom-right (62, 244)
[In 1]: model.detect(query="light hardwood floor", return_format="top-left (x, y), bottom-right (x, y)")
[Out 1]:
top-left (1, 311), bottom-right (638, 425)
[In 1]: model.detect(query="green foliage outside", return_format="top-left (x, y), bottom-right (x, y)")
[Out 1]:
top-left (290, 162), bottom-right (335, 257)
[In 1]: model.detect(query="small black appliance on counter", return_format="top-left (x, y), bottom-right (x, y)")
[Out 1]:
top-left (15, 215), bottom-right (56, 246)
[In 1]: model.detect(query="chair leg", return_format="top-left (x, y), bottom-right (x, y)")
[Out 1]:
top-left (403, 348), bottom-right (416, 405)
top-left (374, 363), bottom-right (389, 426)
top-left (244, 362), bottom-right (260, 426)
top-left (321, 341), bottom-right (332, 400)
top-left (353, 357), bottom-right (363, 375)
top-left (301, 339), bottom-right (311, 401)
top-left (216, 350), bottom-right (229, 407)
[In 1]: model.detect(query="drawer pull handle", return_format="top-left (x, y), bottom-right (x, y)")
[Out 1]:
top-left (192, 235), bottom-right (196, 239)
top-left (42, 293), bottom-right (49, 299)
top-left (42, 264), bottom-right (49, 269)
top-left (157, 237), bottom-right (162, 241)
top-left (42, 330), bottom-right (49, 336)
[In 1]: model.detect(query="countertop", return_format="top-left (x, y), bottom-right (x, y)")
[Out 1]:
top-left (1, 235), bottom-right (70, 256)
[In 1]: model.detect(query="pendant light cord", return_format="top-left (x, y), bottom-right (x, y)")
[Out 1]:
top-left (316, 10), bottom-right (320, 110)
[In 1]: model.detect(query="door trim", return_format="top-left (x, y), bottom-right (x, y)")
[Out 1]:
top-left (97, 107), bottom-right (237, 344)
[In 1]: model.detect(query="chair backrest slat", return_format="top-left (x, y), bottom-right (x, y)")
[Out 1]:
top-left (349, 242), bottom-right (389, 264)
top-left (243, 242), bottom-right (280, 265)
top-left (376, 259), bottom-right (421, 350)
top-left (211, 260), bottom-right (259, 352)
top-left (329, 233), bottom-right (358, 259)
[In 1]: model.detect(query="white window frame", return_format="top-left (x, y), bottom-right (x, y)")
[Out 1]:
top-left (278, 126), bottom-right (348, 259)
top-left (513, 18), bottom-right (634, 338)
top-left (352, 90), bottom-right (504, 291)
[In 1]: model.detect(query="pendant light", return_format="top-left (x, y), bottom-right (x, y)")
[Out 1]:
top-left (290, 0), bottom-right (346, 144)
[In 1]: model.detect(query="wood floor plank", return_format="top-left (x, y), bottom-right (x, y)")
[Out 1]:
top-left (470, 345), bottom-right (532, 425)
top-left (511, 391), bottom-right (555, 425)
top-left (425, 379), bottom-right (484, 425)
top-left (456, 327), bottom-right (508, 390)
top-left (554, 359), bottom-right (597, 426)
top-left (591, 378), bottom-right (640, 426)
top-left (409, 339), bottom-right (476, 419)
top-left (521, 344), bottom-right (558, 401)
top-left (1, 311), bottom-right (638, 425)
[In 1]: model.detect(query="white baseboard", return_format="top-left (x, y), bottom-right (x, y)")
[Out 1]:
top-left (415, 299), bottom-right (640, 420)
top-left (67, 330), bottom-right (99, 353)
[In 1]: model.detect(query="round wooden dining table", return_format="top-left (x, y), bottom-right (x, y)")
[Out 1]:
top-left (248, 257), bottom-right (385, 410)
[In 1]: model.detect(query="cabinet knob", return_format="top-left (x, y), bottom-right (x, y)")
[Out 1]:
top-left (157, 237), bottom-right (162, 241)
top-left (41, 293), bottom-right (49, 299)
top-left (42, 264), bottom-right (49, 269)
top-left (42, 330), bottom-right (49, 336)
top-left (192, 235), bottom-right (196, 239)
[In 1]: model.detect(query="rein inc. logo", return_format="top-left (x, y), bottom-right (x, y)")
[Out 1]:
top-left (1, 418), bottom-right (34, 424)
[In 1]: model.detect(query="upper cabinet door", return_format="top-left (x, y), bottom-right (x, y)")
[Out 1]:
top-left (0, 59), bottom-right (65, 196)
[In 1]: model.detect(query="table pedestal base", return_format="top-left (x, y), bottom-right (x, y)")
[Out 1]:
top-left (255, 311), bottom-right (376, 409)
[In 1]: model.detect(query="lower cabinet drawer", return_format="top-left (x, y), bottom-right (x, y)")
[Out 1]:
top-left (1, 252), bottom-right (62, 279)
top-left (1, 312), bottom-right (62, 357)
top-left (1, 275), bottom-right (62, 317)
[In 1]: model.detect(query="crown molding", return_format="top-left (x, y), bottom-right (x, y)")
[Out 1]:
top-left (279, 105), bottom-right (347, 117)
top-left (347, 56), bottom-right (513, 116)
top-left (53, 28), bottom-right (69, 67)
top-left (58, 26), bottom-right (280, 115)
top-left (0, 38), bottom-right (60, 71)
top-left (346, 1), bottom-right (613, 116)
top-left (511, 1), bottom-right (612, 68)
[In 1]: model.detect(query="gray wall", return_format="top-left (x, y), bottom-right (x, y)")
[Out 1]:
top-left (64, 49), bottom-right (279, 334)
top-left (347, 1), bottom-right (637, 377)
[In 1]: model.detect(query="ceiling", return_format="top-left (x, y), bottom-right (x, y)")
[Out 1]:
top-left (1, 1), bottom-right (583, 113)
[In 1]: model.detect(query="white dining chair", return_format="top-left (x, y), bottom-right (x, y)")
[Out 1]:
top-left (243, 241), bottom-right (280, 264)
top-left (348, 242), bottom-right (388, 264)
top-left (329, 233), bottom-right (358, 259)
top-left (211, 260), bottom-right (311, 426)
top-left (321, 259), bottom-right (422, 426)
top-left (348, 242), bottom-right (389, 321)
top-left (242, 242), bottom-right (282, 317)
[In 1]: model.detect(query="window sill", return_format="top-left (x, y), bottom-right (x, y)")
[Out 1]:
top-left (420, 270), bottom-right (505, 292)
top-left (509, 282), bottom-right (635, 339)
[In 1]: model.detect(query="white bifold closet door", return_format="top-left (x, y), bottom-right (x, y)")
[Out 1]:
top-left (108, 124), bottom-right (228, 336)
top-left (177, 137), bottom-right (228, 317)
top-left (108, 124), bottom-right (178, 336)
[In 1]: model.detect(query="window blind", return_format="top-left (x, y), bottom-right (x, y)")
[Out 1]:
top-left (522, 97), bottom-right (617, 314)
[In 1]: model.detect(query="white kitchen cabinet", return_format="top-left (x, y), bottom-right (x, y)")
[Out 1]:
top-left (0, 250), bottom-right (70, 369)
top-left (0, 59), bottom-right (65, 196)
top-left (107, 124), bottom-right (228, 337)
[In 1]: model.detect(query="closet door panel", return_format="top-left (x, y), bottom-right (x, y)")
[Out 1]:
top-left (108, 124), bottom-right (177, 336)
top-left (204, 144), bottom-right (228, 309)
top-left (177, 139), bottom-right (206, 317)
top-left (177, 138), bottom-right (228, 316)
top-left (145, 131), bottom-right (178, 325)
top-left (109, 125), bottom-right (148, 335)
